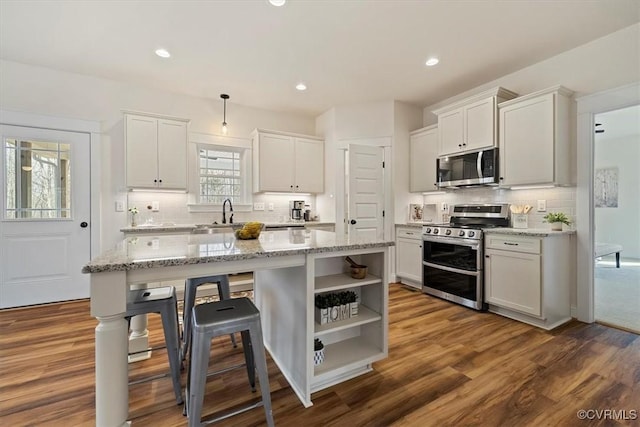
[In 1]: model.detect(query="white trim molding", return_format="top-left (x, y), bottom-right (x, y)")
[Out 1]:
top-left (575, 82), bottom-right (640, 323)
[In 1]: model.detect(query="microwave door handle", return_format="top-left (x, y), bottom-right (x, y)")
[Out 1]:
top-left (477, 151), bottom-right (484, 178)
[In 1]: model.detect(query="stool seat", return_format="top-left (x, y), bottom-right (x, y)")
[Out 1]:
top-left (126, 286), bottom-right (183, 406)
top-left (186, 297), bottom-right (274, 427)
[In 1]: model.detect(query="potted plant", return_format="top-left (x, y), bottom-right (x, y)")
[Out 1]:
top-left (543, 212), bottom-right (571, 231)
top-left (313, 338), bottom-right (325, 366)
top-left (341, 290), bottom-right (359, 317)
top-left (314, 294), bottom-right (330, 325)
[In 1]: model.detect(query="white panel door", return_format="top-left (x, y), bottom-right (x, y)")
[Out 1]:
top-left (348, 144), bottom-right (384, 240)
top-left (0, 125), bottom-right (91, 308)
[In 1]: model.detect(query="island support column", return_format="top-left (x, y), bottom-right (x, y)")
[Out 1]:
top-left (90, 270), bottom-right (131, 427)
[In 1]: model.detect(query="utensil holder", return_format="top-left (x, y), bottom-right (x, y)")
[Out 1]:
top-left (512, 214), bottom-right (528, 229)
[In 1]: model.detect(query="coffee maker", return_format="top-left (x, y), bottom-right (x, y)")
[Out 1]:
top-left (289, 200), bottom-right (304, 221)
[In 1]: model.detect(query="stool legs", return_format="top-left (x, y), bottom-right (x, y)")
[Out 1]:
top-left (240, 330), bottom-right (256, 391)
top-left (248, 321), bottom-right (274, 427)
top-left (126, 287), bottom-right (183, 406)
top-left (161, 291), bottom-right (184, 405)
top-left (186, 324), bottom-right (212, 426)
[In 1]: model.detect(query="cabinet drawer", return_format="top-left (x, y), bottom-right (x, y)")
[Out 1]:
top-left (396, 227), bottom-right (422, 240)
top-left (485, 235), bottom-right (540, 254)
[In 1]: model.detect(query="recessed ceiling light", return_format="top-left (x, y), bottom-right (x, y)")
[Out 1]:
top-left (425, 57), bottom-right (439, 67)
top-left (155, 48), bottom-right (171, 58)
top-left (296, 83), bottom-right (307, 91)
top-left (269, 0), bottom-right (286, 6)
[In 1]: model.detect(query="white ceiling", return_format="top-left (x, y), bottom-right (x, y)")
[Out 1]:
top-left (1, 0), bottom-right (638, 116)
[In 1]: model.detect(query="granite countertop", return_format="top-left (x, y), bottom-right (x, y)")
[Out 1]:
top-left (83, 229), bottom-right (393, 274)
top-left (120, 221), bottom-right (335, 233)
top-left (484, 228), bottom-right (576, 237)
top-left (395, 223), bottom-right (430, 229)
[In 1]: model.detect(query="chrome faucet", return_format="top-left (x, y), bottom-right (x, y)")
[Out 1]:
top-left (222, 198), bottom-right (233, 224)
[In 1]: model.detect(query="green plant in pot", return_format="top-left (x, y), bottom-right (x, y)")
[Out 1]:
top-left (314, 338), bottom-right (325, 366)
top-left (543, 212), bottom-right (571, 231)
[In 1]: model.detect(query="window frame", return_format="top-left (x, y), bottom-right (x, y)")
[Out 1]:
top-left (187, 133), bottom-right (252, 212)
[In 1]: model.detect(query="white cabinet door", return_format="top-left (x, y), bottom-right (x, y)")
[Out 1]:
top-left (126, 114), bottom-right (157, 188)
top-left (396, 237), bottom-right (422, 286)
top-left (126, 114), bottom-right (188, 190)
top-left (294, 137), bottom-right (324, 193)
top-left (464, 97), bottom-right (495, 151)
top-left (157, 119), bottom-right (187, 189)
top-left (256, 133), bottom-right (295, 192)
top-left (438, 108), bottom-right (464, 155)
top-left (410, 126), bottom-right (438, 192)
top-left (253, 130), bottom-right (324, 193)
top-left (485, 248), bottom-right (541, 316)
top-left (499, 91), bottom-right (563, 187)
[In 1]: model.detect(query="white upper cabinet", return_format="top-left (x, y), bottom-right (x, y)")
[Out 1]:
top-left (409, 125), bottom-right (439, 192)
top-left (252, 129), bottom-right (324, 193)
top-left (125, 112), bottom-right (189, 190)
top-left (433, 87), bottom-right (517, 156)
top-left (498, 86), bottom-right (573, 187)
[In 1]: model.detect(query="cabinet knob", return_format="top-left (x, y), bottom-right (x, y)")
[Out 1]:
top-left (290, 185), bottom-right (294, 189)
top-left (158, 179), bottom-right (162, 183)
top-left (499, 177), bottom-right (504, 180)
top-left (463, 143), bottom-right (467, 146)
top-left (295, 185), bottom-right (299, 189)
top-left (485, 255), bottom-right (490, 258)
top-left (350, 219), bottom-right (357, 225)
top-left (458, 144), bottom-right (462, 148)
top-left (153, 179), bottom-right (157, 183)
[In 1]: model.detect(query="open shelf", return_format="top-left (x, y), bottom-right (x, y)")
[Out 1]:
top-left (314, 272), bottom-right (381, 293)
top-left (314, 305), bottom-right (381, 336)
top-left (313, 336), bottom-right (384, 378)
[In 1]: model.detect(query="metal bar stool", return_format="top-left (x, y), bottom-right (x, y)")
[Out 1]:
top-left (126, 286), bottom-right (183, 405)
top-left (185, 297), bottom-right (274, 427)
top-left (181, 275), bottom-right (237, 361)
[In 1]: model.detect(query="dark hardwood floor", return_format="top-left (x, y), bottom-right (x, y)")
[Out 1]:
top-left (1, 284), bottom-right (638, 426)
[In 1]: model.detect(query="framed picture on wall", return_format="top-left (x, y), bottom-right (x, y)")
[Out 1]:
top-left (595, 167), bottom-right (619, 208)
top-left (409, 204), bottom-right (424, 222)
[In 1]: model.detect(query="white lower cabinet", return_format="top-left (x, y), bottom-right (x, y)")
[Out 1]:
top-left (395, 227), bottom-right (422, 289)
top-left (311, 249), bottom-right (388, 393)
top-left (484, 232), bottom-right (573, 330)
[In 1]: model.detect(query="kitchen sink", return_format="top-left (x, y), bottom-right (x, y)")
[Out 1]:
top-left (191, 224), bottom-right (233, 234)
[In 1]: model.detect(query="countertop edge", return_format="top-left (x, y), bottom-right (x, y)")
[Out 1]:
top-left (483, 228), bottom-right (576, 237)
top-left (120, 222), bottom-right (336, 233)
top-left (82, 239), bottom-right (394, 274)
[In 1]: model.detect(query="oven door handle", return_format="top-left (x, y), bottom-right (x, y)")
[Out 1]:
top-left (423, 261), bottom-right (479, 277)
top-left (422, 236), bottom-right (480, 248)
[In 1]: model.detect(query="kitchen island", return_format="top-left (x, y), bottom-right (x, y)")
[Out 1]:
top-left (83, 229), bottom-right (393, 426)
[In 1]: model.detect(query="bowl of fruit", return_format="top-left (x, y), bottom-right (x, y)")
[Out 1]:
top-left (232, 222), bottom-right (265, 240)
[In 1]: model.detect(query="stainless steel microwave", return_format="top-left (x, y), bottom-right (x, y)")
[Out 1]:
top-left (437, 148), bottom-right (499, 188)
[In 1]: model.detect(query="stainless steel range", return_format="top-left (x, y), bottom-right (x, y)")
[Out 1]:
top-left (422, 203), bottom-right (510, 310)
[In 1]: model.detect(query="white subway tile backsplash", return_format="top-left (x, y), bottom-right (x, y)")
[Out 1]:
top-left (126, 192), bottom-right (318, 225)
top-left (423, 186), bottom-right (576, 229)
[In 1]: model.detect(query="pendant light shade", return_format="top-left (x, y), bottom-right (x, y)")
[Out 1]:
top-left (220, 94), bottom-right (229, 134)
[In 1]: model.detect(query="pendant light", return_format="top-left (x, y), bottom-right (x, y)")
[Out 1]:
top-left (220, 94), bottom-right (230, 134)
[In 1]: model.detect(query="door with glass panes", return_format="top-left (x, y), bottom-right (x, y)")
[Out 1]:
top-left (0, 125), bottom-right (91, 308)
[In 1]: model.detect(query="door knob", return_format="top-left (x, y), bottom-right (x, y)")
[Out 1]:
top-left (80, 222), bottom-right (88, 228)
top-left (350, 219), bottom-right (357, 225)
